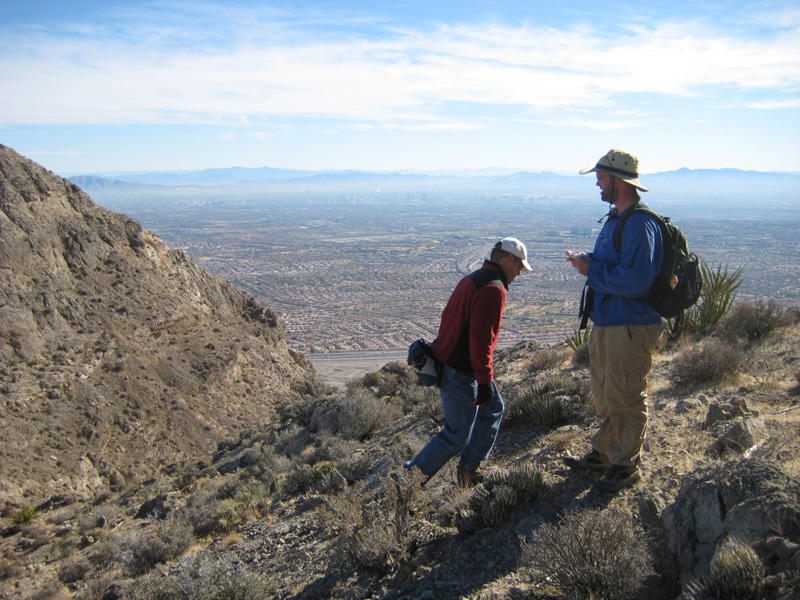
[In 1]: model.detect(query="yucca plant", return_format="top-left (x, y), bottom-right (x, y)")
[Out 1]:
top-left (676, 261), bottom-right (743, 337)
top-left (11, 503), bottom-right (37, 525)
top-left (565, 322), bottom-right (591, 352)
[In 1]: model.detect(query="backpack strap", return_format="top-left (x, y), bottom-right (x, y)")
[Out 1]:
top-left (612, 203), bottom-right (666, 253)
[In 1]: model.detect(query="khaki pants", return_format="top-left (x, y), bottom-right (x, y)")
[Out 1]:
top-left (588, 323), bottom-right (662, 467)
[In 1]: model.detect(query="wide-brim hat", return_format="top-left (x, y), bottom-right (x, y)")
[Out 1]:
top-left (579, 149), bottom-right (648, 192)
top-left (500, 237), bottom-right (532, 271)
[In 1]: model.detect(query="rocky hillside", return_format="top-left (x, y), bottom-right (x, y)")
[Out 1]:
top-left (0, 145), bottom-right (323, 506)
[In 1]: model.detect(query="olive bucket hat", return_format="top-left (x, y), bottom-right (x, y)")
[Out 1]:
top-left (580, 149), bottom-right (648, 192)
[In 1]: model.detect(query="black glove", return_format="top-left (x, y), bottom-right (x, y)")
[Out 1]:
top-left (472, 382), bottom-right (493, 408)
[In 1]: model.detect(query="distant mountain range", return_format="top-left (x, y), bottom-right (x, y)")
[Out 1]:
top-left (69, 166), bottom-right (800, 200)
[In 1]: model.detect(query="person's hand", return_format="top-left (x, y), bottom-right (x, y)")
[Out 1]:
top-left (566, 251), bottom-right (591, 276)
top-left (472, 382), bottom-right (493, 408)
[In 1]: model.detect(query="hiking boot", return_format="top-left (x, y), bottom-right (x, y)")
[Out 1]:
top-left (563, 450), bottom-right (611, 473)
top-left (593, 464), bottom-right (641, 493)
top-left (456, 465), bottom-right (485, 488)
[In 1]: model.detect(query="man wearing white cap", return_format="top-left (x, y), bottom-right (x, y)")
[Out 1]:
top-left (406, 237), bottom-right (531, 487)
top-left (565, 149), bottom-right (664, 493)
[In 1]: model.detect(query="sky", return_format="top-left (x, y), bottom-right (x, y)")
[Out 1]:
top-left (1, 0), bottom-right (799, 176)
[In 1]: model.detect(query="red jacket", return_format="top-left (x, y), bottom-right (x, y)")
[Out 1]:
top-left (430, 260), bottom-right (507, 384)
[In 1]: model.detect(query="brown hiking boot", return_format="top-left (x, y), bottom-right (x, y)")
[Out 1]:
top-left (593, 464), bottom-right (641, 493)
top-left (563, 450), bottom-right (611, 473)
top-left (456, 465), bottom-right (485, 488)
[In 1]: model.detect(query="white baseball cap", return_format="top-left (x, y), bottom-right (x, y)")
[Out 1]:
top-left (499, 237), bottom-right (532, 271)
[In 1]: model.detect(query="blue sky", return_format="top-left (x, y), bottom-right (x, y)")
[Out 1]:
top-left (1, 0), bottom-right (798, 176)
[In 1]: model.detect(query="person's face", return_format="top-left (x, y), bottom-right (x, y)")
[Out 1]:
top-left (503, 254), bottom-right (524, 284)
top-left (596, 171), bottom-right (616, 204)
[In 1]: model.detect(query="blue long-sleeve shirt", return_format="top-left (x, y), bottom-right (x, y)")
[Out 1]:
top-left (586, 204), bottom-right (663, 327)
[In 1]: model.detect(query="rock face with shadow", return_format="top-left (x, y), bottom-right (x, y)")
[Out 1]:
top-left (0, 145), bottom-right (323, 506)
top-left (663, 458), bottom-right (800, 590)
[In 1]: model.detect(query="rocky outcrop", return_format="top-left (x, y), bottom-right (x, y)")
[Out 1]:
top-left (0, 145), bottom-right (323, 506)
top-left (663, 458), bottom-right (800, 589)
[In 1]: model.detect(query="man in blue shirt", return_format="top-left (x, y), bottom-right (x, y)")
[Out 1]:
top-left (565, 149), bottom-right (663, 493)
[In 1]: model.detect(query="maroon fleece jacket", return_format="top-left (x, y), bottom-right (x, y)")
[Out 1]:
top-left (430, 260), bottom-right (508, 385)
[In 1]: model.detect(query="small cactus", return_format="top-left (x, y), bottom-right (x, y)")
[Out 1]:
top-left (710, 537), bottom-right (766, 599)
top-left (682, 537), bottom-right (766, 600)
top-left (459, 462), bottom-right (549, 533)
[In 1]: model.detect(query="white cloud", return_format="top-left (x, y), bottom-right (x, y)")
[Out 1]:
top-left (1, 4), bottom-right (799, 129)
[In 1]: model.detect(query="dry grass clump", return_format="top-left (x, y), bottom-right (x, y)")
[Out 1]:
top-left (522, 505), bottom-right (654, 600)
top-left (455, 462), bottom-right (549, 534)
top-left (682, 537), bottom-right (766, 600)
top-left (670, 338), bottom-right (744, 387)
top-left (318, 467), bottom-right (432, 575)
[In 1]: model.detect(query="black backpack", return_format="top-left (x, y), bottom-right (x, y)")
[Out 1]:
top-left (613, 204), bottom-right (703, 320)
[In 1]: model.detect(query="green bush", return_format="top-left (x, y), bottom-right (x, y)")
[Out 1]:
top-left (523, 506), bottom-right (654, 600)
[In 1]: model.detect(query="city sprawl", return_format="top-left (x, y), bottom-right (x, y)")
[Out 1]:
top-left (95, 191), bottom-right (800, 356)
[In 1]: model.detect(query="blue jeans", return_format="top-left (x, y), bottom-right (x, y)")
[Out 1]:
top-left (405, 365), bottom-right (505, 478)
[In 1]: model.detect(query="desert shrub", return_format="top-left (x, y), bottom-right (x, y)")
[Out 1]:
top-left (128, 553), bottom-right (276, 600)
top-left (455, 463), bottom-right (549, 534)
top-left (11, 503), bottom-right (37, 524)
top-left (683, 537), bottom-right (766, 600)
top-left (59, 556), bottom-right (91, 584)
top-left (679, 262), bottom-right (743, 336)
top-left (122, 512), bottom-right (195, 576)
top-left (670, 338), bottom-right (744, 387)
top-left (183, 487), bottom-right (225, 536)
top-left (332, 389), bottom-right (402, 441)
top-left (715, 299), bottom-right (792, 343)
top-left (319, 467), bottom-right (430, 574)
top-left (398, 382), bottom-right (439, 415)
top-left (333, 452), bottom-right (373, 484)
top-left (280, 460), bottom-right (347, 496)
top-left (523, 506), bottom-right (654, 600)
top-left (245, 443), bottom-right (290, 488)
top-left (528, 346), bottom-right (568, 372)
